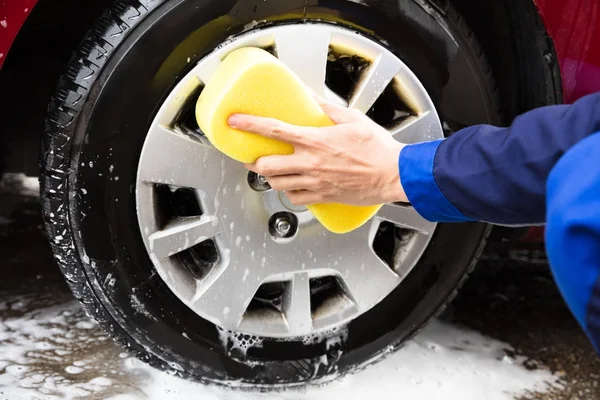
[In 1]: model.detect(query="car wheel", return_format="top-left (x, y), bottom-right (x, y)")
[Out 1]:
top-left (41, 0), bottom-right (498, 387)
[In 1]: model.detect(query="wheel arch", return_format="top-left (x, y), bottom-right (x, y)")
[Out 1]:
top-left (0, 0), bottom-right (115, 176)
top-left (447, 0), bottom-right (563, 116)
top-left (445, 0), bottom-right (563, 244)
top-left (0, 0), bottom-right (38, 71)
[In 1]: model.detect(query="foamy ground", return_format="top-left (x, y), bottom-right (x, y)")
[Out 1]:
top-left (0, 294), bottom-right (558, 400)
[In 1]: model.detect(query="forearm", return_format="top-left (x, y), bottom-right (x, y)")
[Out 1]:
top-left (400, 92), bottom-right (600, 225)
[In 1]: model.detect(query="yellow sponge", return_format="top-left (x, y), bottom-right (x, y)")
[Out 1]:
top-left (195, 47), bottom-right (382, 234)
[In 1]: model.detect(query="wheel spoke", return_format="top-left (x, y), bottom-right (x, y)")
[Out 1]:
top-left (337, 241), bottom-right (401, 312)
top-left (191, 261), bottom-right (262, 328)
top-left (282, 272), bottom-right (313, 335)
top-left (192, 56), bottom-right (222, 85)
top-left (138, 124), bottom-right (225, 194)
top-left (349, 52), bottom-right (402, 113)
top-left (154, 76), bottom-right (203, 126)
top-left (377, 203), bottom-right (435, 235)
top-left (274, 26), bottom-right (331, 95)
top-left (324, 85), bottom-right (349, 108)
top-left (390, 111), bottom-right (443, 144)
top-left (148, 216), bottom-right (221, 260)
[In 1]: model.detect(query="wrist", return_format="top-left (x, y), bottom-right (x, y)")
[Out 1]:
top-left (381, 142), bottom-right (408, 203)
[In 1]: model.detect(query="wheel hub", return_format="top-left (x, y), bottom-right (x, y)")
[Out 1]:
top-left (278, 192), bottom-right (307, 213)
top-left (135, 23), bottom-right (443, 338)
top-left (273, 217), bottom-right (292, 237)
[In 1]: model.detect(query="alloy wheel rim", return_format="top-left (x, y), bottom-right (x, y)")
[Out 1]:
top-left (135, 23), bottom-right (443, 338)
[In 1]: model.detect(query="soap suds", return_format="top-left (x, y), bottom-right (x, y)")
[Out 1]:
top-left (1, 295), bottom-right (557, 400)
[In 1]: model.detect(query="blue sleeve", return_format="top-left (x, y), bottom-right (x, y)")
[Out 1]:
top-left (545, 132), bottom-right (600, 352)
top-left (400, 92), bottom-right (600, 225)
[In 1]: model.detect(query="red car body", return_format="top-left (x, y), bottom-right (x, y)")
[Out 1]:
top-left (535, 0), bottom-right (600, 102)
top-left (0, 0), bottom-right (35, 67)
top-left (0, 0), bottom-right (599, 243)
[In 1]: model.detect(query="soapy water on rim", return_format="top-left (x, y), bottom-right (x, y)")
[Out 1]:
top-left (212, 157), bottom-right (227, 214)
top-left (302, 325), bottom-right (347, 346)
top-left (216, 326), bottom-right (264, 358)
top-left (213, 325), bottom-right (349, 374)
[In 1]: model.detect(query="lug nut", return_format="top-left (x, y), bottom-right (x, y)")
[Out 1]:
top-left (269, 212), bottom-right (298, 240)
top-left (248, 172), bottom-right (271, 191)
top-left (274, 217), bottom-right (291, 236)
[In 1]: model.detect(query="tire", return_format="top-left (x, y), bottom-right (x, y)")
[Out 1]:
top-left (41, 0), bottom-right (497, 386)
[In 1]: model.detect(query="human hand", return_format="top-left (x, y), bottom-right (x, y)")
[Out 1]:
top-left (227, 98), bottom-right (408, 206)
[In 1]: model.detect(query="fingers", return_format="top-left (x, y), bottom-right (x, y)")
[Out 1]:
top-left (286, 190), bottom-right (323, 206)
top-left (228, 114), bottom-right (312, 145)
top-left (267, 175), bottom-right (321, 192)
top-left (245, 155), bottom-right (304, 176)
top-left (313, 94), bottom-right (365, 124)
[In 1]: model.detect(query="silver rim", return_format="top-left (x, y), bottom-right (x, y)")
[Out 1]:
top-left (135, 23), bottom-right (443, 338)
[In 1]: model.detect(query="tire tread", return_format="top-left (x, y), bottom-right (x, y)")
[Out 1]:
top-left (41, 0), bottom-right (172, 378)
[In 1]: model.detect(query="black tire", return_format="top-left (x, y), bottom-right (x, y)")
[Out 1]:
top-left (41, 0), bottom-right (497, 386)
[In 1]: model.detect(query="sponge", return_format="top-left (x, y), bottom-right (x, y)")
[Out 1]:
top-left (195, 47), bottom-right (382, 234)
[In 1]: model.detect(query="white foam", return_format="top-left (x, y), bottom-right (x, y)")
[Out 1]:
top-left (0, 172), bottom-right (40, 197)
top-left (104, 319), bottom-right (558, 400)
top-left (0, 297), bottom-right (558, 400)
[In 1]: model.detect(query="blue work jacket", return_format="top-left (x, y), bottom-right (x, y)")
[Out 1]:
top-left (399, 92), bottom-right (600, 352)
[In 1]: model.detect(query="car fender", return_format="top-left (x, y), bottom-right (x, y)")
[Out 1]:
top-left (534, 0), bottom-right (600, 103)
top-left (0, 0), bottom-right (38, 69)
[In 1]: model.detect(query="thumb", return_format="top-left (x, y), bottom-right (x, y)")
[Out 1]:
top-left (313, 94), bottom-right (363, 125)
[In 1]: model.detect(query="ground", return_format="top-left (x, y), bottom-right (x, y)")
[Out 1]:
top-left (0, 176), bottom-right (598, 399)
